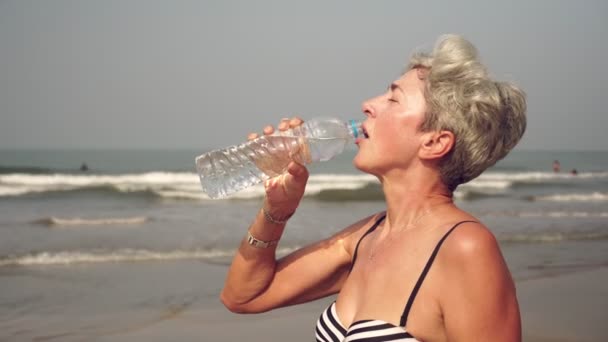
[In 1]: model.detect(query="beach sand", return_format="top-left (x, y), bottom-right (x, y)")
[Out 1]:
top-left (517, 267), bottom-right (608, 342)
top-left (86, 265), bottom-right (608, 342)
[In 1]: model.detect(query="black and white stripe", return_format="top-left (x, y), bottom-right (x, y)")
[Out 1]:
top-left (316, 302), bottom-right (419, 342)
top-left (316, 301), bottom-right (347, 341)
top-left (344, 320), bottom-right (417, 341)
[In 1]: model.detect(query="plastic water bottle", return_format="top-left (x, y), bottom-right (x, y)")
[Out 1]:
top-left (195, 117), bottom-right (363, 199)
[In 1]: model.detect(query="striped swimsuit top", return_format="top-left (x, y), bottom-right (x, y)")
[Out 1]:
top-left (316, 216), bottom-right (475, 342)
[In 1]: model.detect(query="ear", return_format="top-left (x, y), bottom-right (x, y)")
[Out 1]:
top-left (419, 130), bottom-right (454, 160)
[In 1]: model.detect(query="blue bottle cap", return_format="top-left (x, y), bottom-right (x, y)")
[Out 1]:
top-left (349, 119), bottom-right (359, 139)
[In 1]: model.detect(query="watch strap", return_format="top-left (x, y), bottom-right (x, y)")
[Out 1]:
top-left (246, 231), bottom-right (279, 249)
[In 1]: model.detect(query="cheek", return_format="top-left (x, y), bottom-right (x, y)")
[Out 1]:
top-left (377, 116), bottom-right (406, 142)
top-left (377, 118), bottom-right (421, 154)
top-left (371, 131), bottom-right (404, 162)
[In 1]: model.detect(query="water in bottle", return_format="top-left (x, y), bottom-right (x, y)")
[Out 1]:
top-left (195, 117), bottom-right (363, 199)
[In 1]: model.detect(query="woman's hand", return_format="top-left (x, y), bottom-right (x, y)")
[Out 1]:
top-left (247, 117), bottom-right (309, 219)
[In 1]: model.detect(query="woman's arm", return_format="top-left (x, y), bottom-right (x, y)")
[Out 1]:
top-left (220, 211), bottom-right (378, 313)
top-left (440, 223), bottom-right (521, 341)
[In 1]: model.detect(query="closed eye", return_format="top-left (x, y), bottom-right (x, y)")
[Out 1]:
top-left (387, 84), bottom-right (402, 103)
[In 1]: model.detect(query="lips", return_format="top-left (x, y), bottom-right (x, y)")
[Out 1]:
top-left (356, 126), bottom-right (369, 145)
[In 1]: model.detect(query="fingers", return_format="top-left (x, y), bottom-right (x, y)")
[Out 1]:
top-left (277, 118), bottom-right (291, 131)
top-left (278, 116), bottom-right (304, 131)
top-left (247, 125), bottom-right (274, 140)
top-left (247, 116), bottom-right (304, 140)
top-left (263, 125), bottom-right (274, 136)
top-left (289, 117), bottom-right (303, 128)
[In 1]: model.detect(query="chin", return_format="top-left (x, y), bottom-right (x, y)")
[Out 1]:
top-left (353, 155), bottom-right (372, 174)
top-left (353, 154), bottom-right (385, 179)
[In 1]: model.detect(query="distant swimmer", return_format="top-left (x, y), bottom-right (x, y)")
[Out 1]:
top-left (571, 168), bottom-right (578, 175)
top-left (552, 160), bottom-right (561, 173)
top-left (80, 163), bottom-right (89, 172)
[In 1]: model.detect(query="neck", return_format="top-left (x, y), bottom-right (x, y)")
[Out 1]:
top-left (379, 165), bottom-right (453, 232)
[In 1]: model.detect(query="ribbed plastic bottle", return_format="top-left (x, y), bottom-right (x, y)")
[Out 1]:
top-left (195, 117), bottom-right (363, 199)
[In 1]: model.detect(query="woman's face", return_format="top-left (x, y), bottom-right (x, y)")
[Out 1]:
top-left (354, 68), bottom-right (428, 176)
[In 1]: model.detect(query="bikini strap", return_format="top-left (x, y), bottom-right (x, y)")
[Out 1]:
top-left (399, 220), bottom-right (478, 327)
top-left (349, 213), bottom-right (386, 272)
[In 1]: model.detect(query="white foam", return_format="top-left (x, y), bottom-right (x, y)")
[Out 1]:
top-left (0, 172), bottom-right (199, 197)
top-left (456, 171), bottom-right (608, 192)
top-left (40, 216), bottom-right (148, 227)
top-left (457, 171), bottom-right (608, 190)
top-left (502, 231), bottom-right (608, 243)
top-left (479, 171), bottom-right (608, 181)
top-left (153, 190), bottom-right (211, 200)
top-left (152, 173), bottom-right (377, 200)
top-left (0, 172), bottom-right (379, 199)
top-left (2, 170), bottom-right (606, 200)
top-left (518, 211), bottom-right (608, 218)
top-left (535, 192), bottom-right (608, 202)
top-left (305, 174), bottom-right (375, 195)
top-left (461, 179), bottom-right (512, 190)
top-left (0, 247), bottom-right (299, 267)
top-left (0, 249), bottom-right (221, 266)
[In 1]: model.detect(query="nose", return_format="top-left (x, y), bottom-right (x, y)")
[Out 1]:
top-left (361, 98), bottom-right (376, 118)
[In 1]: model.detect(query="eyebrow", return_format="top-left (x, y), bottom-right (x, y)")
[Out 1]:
top-left (388, 83), bottom-right (404, 93)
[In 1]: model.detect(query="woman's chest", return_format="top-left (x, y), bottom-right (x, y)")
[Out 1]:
top-left (337, 254), bottom-right (446, 340)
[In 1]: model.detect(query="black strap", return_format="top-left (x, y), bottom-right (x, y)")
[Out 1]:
top-left (399, 220), bottom-right (477, 327)
top-left (349, 213), bottom-right (386, 272)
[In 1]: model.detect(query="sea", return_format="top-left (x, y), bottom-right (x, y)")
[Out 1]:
top-left (1, 149), bottom-right (607, 340)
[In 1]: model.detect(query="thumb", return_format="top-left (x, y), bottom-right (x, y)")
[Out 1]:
top-left (286, 161), bottom-right (309, 183)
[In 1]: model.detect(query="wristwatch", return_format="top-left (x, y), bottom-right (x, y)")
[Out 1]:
top-left (246, 231), bottom-right (279, 248)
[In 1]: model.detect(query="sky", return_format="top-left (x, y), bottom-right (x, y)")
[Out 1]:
top-left (0, 0), bottom-right (607, 151)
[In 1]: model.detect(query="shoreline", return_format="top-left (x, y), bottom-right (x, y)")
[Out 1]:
top-left (518, 266), bottom-right (608, 342)
top-left (3, 261), bottom-right (606, 341)
top-left (92, 265), bottom-right (608, 341)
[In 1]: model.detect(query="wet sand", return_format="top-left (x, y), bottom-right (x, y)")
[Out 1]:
top-left (95, 265), bottom-right (608, 342)
top-left (518, 267), bottom-right (608, 342)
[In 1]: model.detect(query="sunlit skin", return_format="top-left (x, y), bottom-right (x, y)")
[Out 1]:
top-left (222, 68), bottom-right (521, 341)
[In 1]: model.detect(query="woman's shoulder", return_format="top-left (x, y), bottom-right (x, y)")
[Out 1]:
top-left (433, 219), bottom-right (519, 338)
top-left (441, 220), bottom-right (500, 257)
top-left (436, 219), bottom-right (509, 278)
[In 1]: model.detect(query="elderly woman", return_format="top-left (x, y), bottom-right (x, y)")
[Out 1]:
top-left (220, 34), bottom-right (526, 341)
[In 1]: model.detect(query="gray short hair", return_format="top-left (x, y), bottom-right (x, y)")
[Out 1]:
top-left (409, 35), bottom-right (527, 191)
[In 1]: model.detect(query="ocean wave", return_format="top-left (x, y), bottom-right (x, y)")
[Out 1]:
top-left (0, 172), bottom-right (379, 201)
top-left (2, 170), bottom-right (606, 201)
top-left (531, 192), bottom-right (608, 202)
top-left (499, 231), bottom-right (608, 243)
top-left (461, 179), bottom-right (512, 190)
top-left (0, 249), bottom-right (226, 267)
top-left (464, 171), bottom-right (608, 190)
top-left (454, 190), bottom-right (508, 201)
top-left (0, 172), bottom-right (199, 198)
top-left (518, 211), bottom-right (608, 218)
top-left (32, 216), bottom-right (149, 227)
top-left (1, 225), bottom-right (605, 268)
top-left (479, 171), bottom-right (608, 182)
top-left (0, 247), bottom-right (298, 267)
